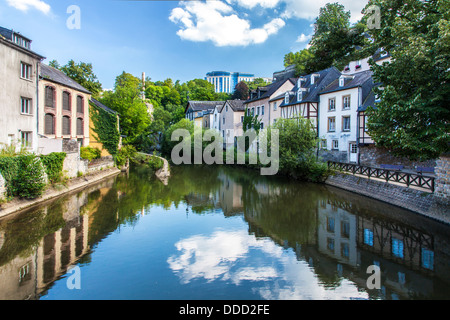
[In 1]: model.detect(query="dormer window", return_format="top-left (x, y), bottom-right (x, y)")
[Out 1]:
top-left (311, 74), bottom-right (320, 85)
top-left (355, 60), bottom-right (361, 69)
top-left (297, 90), bottom-right (302, 102)
top-left (339, 77), bottom-right (345, 87)
top-left (284, 92), bottom-right (289, 104)
top-left (297, 77), bottom-right (306, 87)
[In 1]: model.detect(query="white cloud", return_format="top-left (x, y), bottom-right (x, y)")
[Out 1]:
top-left (6, 0), bottom-right (51, 14)
top-left (169, 1), bottom-right (285, 47)
top-left (295, 33), bottom-right (312, 43)
top-left (226, 0), bottom-right (282, 9)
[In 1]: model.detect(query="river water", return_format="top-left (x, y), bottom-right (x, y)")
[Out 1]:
top-left (0, 164), bottom-right (449, 300)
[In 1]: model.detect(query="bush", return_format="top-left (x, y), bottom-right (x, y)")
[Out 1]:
top-left (40, 152), bottom-right (66, 184)
top-left (0, 155), bottom-right (46, 199)
top-left (116, 145), bottom-right (137, 167)
top-left (147, 156), bottom-right (164, 171)
top-left (80, 146), bottom-right (102, 161)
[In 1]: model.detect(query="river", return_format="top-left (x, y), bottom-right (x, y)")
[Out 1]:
top-left (0, 164), bottom-right (449, 300)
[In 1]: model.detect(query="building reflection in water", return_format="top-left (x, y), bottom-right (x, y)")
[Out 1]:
top-left (0, 179), bottom-right (115, 300)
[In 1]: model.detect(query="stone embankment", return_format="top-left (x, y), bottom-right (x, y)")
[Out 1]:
top-left (0, 167), bottom-right (121, 219)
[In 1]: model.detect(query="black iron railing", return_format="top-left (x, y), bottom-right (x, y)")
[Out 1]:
top-left (327, 161), bottom-right (435, 193)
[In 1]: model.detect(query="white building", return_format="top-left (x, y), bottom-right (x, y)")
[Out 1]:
top-left (0, 26), bottom-right (45, 152)
top-left (219, 100), bottom-right (245, 149)
top-left (318, 70), bottom-right (374, 163)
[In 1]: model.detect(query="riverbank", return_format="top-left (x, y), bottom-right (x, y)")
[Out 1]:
top-left (0, 166), bottom-right (121, 219)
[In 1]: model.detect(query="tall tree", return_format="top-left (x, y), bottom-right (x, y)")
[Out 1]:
top-left (51, 59), bottom-right (103, 97)
top-left (232, 81), bottom-right (249, 100)
top-left (364, 0), bottom-right (450, 160)
top-left (100, 72), bottom-right (150, 146)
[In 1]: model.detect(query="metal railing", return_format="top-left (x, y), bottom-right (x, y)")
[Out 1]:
top-left (327, 161), bottom-right (435, 193)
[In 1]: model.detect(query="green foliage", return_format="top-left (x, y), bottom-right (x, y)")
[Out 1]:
top-left (100, 72), bottom-right (151, 146)
top-left (161, 118), bottom-right (196, 156)
top-left (0, 155), bottom-right (46, 199)
top-left (40, 152), bottom-right (67, 184)
top-left (147, 156), bottom-right (164, 171)
top-left (49, 59), bottom-right (102, 97)
top-left (243, 78), bottom-right (270, 92)
top-left (89, 101), bottom-right (121, 156)
top-left (80, 146), bottom-right (102, 161)
top-left (116, 145), bottom-right (137, 167)
top-left (363, 0), bottom-right (450, 160)
top-left (243, 107), bottom-right (262, 133)
top-left (267, 118), bottom-right (330, 182)
top-left (283, 2), bottom-right (367, 75)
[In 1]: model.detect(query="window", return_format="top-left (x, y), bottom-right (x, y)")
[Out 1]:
top-left (341, 221), bottom-right (350, 238)
top-left (76, 96), bottom-right (84, 113)
top-left (321, 139), bottom-right (327, 149)
top-left (222, 117), bottom-right (225, 124)
top-left (226, 105), bottom-right (228, 112)
top-left (364, 229), bottom-right (374, 246)
top-left (62, 116), bottom-right (71, 135)
top-left (328, 98), bottom-right (336, 111)
top-left (21, 131), bottom-right (31, 147)
top-left (332, 140), bottom-right (339, 150)
top-left (284, 93), bottom-right (289, 104)
top-left (20, 97), bottom-right (32, 114)
top-left (326, 217), bottom-right (335, 233)
top-left (45, 86), bottom-right (55, 108)
top-left (20, 62), bottom-right (31, 80)
top-left (342, 116), bottom-right (351, 131)
top-left (45, 114), bottom-right (55, 135)
top-left (62, 92), bottom-right (71, 111)
top-left (77, 118), bottom-right (84, 135)
top-left (261, 106), bottom-right (264, 115)
top-left (297, 90), bottom-right (303, 102)
top-left (328, 117), bottom-right (336, 132)
top-left (355, 60), bottom-right (361, 69)
top-left (256, 107), bottom-right (259, 115)
top-left (421, 248), bottom-right (434, 270)
top-left (260, 122), bottom-right (264, 130)
top-left (341, 243), bottom-right (349, 258)
top-left (343, 95), bottom-right (351, 110)
top-left (350, 143), bottom-right (358, 154)
top-left (273, 101), bottom-right (277, 111)
top-left (339, 77), bottom-right (345, 87)
top-left (241, 116), bottom-right (244, 123)
top-left (327, 238), bottom-right (335, 252)
top-left (392, 237), bottom-right (404, 259)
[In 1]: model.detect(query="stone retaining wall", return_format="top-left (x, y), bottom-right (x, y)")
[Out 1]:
top-left (435, 155), bottom-right (450, 204)
top-left (325, 172), bottom-right (449, 224)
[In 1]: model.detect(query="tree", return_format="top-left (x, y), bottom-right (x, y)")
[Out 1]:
top-left (283, 2), bottom-right (367, 75)
top-left (51, 59), bottom-right (103, 97)
top-left (186, 79), bottom-right (217, 101)
top-left (265, 118), bottom-right (329, 182)
top-left (100, 72), bottom-right (150, 146)
top-left (364, 0), bottom-right (450, 160)
top-left (283, 48), bottom-right (316, 76)
top-left (232, 81), bottom-right (249, 100)
top-left (244, 78), bottom-right (269, 92)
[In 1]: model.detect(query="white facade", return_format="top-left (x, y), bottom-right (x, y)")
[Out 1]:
top-left (0, 33), bottom-right (43, 152)
top-left (318, 84), bottom-right (361, 163)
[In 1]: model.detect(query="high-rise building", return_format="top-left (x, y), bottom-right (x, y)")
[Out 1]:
top-left (205, 71), bottom-right (271, 94)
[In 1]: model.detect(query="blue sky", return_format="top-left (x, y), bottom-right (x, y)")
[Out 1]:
top-left (0, 0), bottom-right (368, 89)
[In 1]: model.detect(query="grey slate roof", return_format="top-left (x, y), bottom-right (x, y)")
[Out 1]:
top-left (246, 78), bottom-right (297, 104)
top-left (224, 99), bottom-right (245, 112)
top-left (90, 98), bottom-right (118, 115)
top-left (186, 101), bottom-right (225, 112)
top-left (279, 67), bottom-right (341, 107)
top-left (40, 64), bottom-right (91, 94)
top-left (319, 70), bottom-right (374, 95)
top-left (0, 26), bottom-right (45, 59)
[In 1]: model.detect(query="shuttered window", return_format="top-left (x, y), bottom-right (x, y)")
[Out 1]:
top-left (62, 91), bottom-right (71, 111)
top-left (76, 96), bottom-right (83, 113)
top-left (62, 116), bottom-right (71, 135)
top-left (76, 118), bottom-right (83, 135)
top-left (45, 86), bottom-right (54, 108)
top-left (45, 114), bottom-right (55, 134)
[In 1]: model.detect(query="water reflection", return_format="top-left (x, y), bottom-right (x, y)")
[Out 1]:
top-left (0, 164), bottom-right (449, 300)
